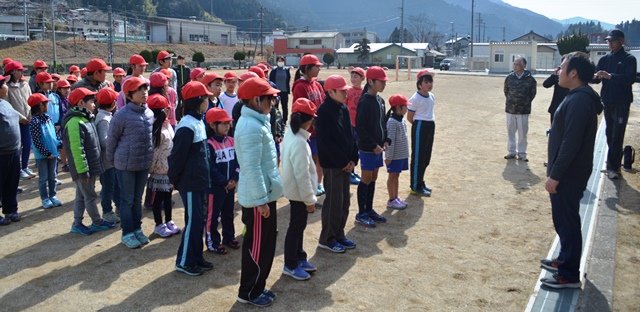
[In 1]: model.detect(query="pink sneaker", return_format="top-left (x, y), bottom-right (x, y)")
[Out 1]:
top-left (165, 221), bottom-right (181, 234)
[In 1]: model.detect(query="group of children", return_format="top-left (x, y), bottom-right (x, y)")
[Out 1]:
top-left (0, 53), bottom-right (439, 308)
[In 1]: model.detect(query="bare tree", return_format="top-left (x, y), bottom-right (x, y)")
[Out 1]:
top-left (408, 14), bottom-right (445, 49)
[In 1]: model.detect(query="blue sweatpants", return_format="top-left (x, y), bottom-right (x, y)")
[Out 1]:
top-left (176, 190), bottom-right (205, 268)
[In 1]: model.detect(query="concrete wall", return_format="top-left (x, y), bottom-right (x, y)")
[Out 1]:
top-left (489, 42), bottom-right (537, 73)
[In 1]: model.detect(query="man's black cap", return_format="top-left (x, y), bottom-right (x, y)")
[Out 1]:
top-left (606, 29), bottom-right (624, 40)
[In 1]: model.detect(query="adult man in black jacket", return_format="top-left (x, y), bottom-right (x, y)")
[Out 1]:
top-left (541, 51), bottom-right (603, 289)
top-left (592, 29), bottom-right (637, 179)
top-left (173, 55), bottom-right (191, 121)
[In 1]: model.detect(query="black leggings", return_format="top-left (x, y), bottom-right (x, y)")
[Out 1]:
top-left (151, 191), bottom-right (172, 226)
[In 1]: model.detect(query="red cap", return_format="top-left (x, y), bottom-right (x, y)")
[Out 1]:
top-left (300, 54), bottom-right (323, 66)
top-left (323, 75), bottom-right (349, 91)
top-left (160, 68), bottom-right (172, 79)
top-left (122, 76), bottom-right (149, 94)
top-left (190, 67), bottom-right (206, 81)
top-left (205, 107), bottom-right (232, 123)
top-left (223, 71), bottom-right (237, 81)
top-left (147, 93), bottom-right (169, 110)
top-left (129, 54), bottom-right (149, 66)
top-left (80, 67), bottom-right (87, 78)
top-left (27, 93), bottom-right (49, 107)
top-left (248, 66), bottom-right (265, 79)
top-left (35, 72), bottom-right (55, 83)
top-left (33, 60), bottom-right (48, 69)
top-left (416, 69), bottom-right (434, 80)
top-left (388, 94), bottom-right (411, 107)
top-left (257, 63), bottom-right (269, 73)
top-left (4, 61), bottom-right (24, 73)
top-left (238, 71), bottom-right (259, 81)
top-left (292, 98), bottom-right (317, 117)
top-left (350, 67), bottom-right (366, 78)
top-left (56, 79), bottom-right (71, 89)
top-left (86, 58), bottom-right (112, 73)
top-left (113, 67), bottom-right (126, 76)
top-left (2, 58), bottom-right (14, 66)
top-left (149, 72), bottom-right (168, 88)
top-left (69, 65), bottom-right (80, 73)
top-left (69, 87), bottom-right (97, 106)
top-left (96, 87), bottom-right (119, 105)
top-left (156, 50), bottom-right (173, 61)
top-left (237, 77), bottom-right (280, 100)
top-left (51, 73), bottom-right (61, 81)
top-left (66, 75), bottom-right (78, 83)
top-left (366, 66), bottom-right (387, 81)
top-left (202, 72), bottom-right (223, 86)
top-left (181, 81), bottom-right (213, 100)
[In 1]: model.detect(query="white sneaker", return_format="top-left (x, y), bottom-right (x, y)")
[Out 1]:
top-left (165, 220), bottom-right (181, 234)
top-left (154, 224), bottom-right (173, 238)
top-left (24, 168), bottom-right (36, 177)
top-left (20, 170), bottom-right (31, 180)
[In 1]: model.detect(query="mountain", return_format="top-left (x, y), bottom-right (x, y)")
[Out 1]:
top-left (259, 0), bottom-right (565, 42)
top-left (553, 17), bottom-right (616, 30)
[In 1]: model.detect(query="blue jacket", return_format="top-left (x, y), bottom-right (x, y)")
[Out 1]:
top-left (168, 111), bottom-right (211, 192)
top-left (30, 113), bottom-right (60, 159)
top-left (105, 102), bottom-right (154, 172)
top-left (207, 135), bottom-right (239, 190)
top-left (235, 105), bottom-right (282, 207)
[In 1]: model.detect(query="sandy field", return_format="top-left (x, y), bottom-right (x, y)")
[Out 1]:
top-left (0, 69), bottom-right (638, 311)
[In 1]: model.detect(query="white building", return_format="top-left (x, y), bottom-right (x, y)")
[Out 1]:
top-left (148, 17), bottom-right (237, 45)
top-left (341, 28), bottom-right (377, 46)
top-left (264, 29), bottom-right (286, 46)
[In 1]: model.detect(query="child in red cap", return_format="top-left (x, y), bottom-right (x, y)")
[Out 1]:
top-left (385, 95), bottom-right (411, 210)
top-left (29, 60), bottom-right (48, 93)
top-left (95, 87), bottom-right (121, 224)
top-left (153, 50), bottom-right (178, 90)
top-left (112, 67), bottom-right (126, 92)
top-left (55, 79), bottom-right (72, 171)
top-left (202, 73), bottom-right (224, 110)
top-left (204, 107), bottom-right (239, 254)
top-left (346, 67), bottom-right (366, 185)
top-left (148, 71), bottom-right (178, 128)
top-left (220, 71), bottom-right (238, 118)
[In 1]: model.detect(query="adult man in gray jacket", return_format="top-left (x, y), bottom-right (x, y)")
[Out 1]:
top-left (504, 56), bottom-right (537, 161)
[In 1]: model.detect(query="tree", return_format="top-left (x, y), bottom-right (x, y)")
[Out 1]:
top-left (323, 53), bottom-right (335, 68)
top-left (234, 51), bottom-right (246, 69)
top-left (556, 33), bottom-right (589, 55)
top-left (388, 27), bottom-right (414, 43)
top-left (151, 49), bottom-right (160, 63)
top-left (140, 50), bottom-right (153, 63)
top-left (192, 52), bottom-right (205, 67)
top-left (354, 38), bottom-right (371, 64)
top-left (615, 19), bottom-right (640, 46)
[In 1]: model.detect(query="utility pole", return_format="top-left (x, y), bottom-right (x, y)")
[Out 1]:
top-left (502, 26), bottom-right (505, 41)
top-left (399, 0), bottom-right (405, 47)
top-left (482, 22), bottom-right (486, 42)
top-left (41, 3), bottom-right (45, 41)
top-left (73, 19), bottom-right (77, 57)
top-left (51, 0), bottom-right (57, 69)
top-left (23, 0), bottom-right (28, 38)
top-left (124, 7), bottom-right (127, 43)
top-left (108, 5), bottom-right (113, 67)
top-left (470, 0), bottom-right (474, 58)
top-left (477, 13), bottom-right (482, 42)
top-left (259, 6), bottom-right (264, 58)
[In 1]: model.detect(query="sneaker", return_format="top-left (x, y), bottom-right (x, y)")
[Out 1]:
top-left (387, 198), bottom-right (406, 210)
top-left (56, 179), bottom-right (62, 186)
top-left (7, 212), bottom-right (20, 222)
top-left (237, 293), bottom-right (273, 307)
top-left (368, 210), bottom-right (387, 223)
top-left (355, 213), bottom-right (376, 227)
top-left (0, 216), bottom-right (11, 226)
top-left (24, 168), bottom-right (36, 177)
top-left (175, 264), bottom-right (204, 276)
top-left (70, 224), bottom-right (93, 236)
top-left (122, 233), bottom-right (141, 248)
top-left (42, 198), bottom-right (54, 209)
top-left (102, 211), bottom-right (120, 223)
top-left (316, 184), bottom-right (326, 196)
top-left (410, 188), bottom-right (431, 197)
top-left (197, 260), bottom-right (214, 271)
top-left (165, 220), bottom-right (181, 234)
top-left (262, 289), bottom-right (276, 300)
top-left (91, 219), bottom-right (116, 232)
top-left (16, 187), bottom-right (23, 194)
top-left (20, 170), bottom-right (32, 180)
top-left (337, 238), bottom-right (356, 249)
top-left (517, 155), bottom-right (529, 162)
top-left (349, 172), bottom-right (361, 185)
top-left (540, 273), bottom-right (581, 289)
top-left (154, 224), bottom-right (173, 238)
top-left (396, 198), bottom-right (408, 207)
top-left (607, 170), bottom-right (620, 180)
top-left (298, 259), bottom-right (318, 272)
top-left (134, 229), bottom-right (150, 245)
top-left (504, 153), bottom-right (516, 159)
top-left (318, 241), bottom-right (346, 253)
top-left (423, 184), bottom-right (432, 192)
top-left (283, 265), bottom-right (311, 280)
top-left (50, 196), bottom-right (63, 207)
top-left (540, 258), bottom-right (562, 272)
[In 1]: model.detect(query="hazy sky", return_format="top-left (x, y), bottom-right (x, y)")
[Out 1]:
top-left (502, 0), bottom-right (639, 25)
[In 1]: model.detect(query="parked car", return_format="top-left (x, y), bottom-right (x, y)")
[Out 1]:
top-left (440, 59), bottom-right (453, 71)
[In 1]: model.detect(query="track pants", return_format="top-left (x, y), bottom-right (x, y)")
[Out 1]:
top-left (410, 120), bottom-right (435, 190)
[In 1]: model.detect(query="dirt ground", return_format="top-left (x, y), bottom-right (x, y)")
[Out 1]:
top-left (0, 69), bottom-right (638, 311)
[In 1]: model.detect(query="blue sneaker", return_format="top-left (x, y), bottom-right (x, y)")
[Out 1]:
top-left (70, 224), bottom-right (93, 236)
top-left (262, 289), bottom-right (276, 300)
top-left (355, 212), bottom-right (376, 227)
top-left (90, 219), bottom-right (116, 232)
top-left (316, 184), bottom-right (326, 196)
top-left (237, 293), bottom-right (273, 307)
top-left (368, 210), bottom-right (387, 223)
top-left (121, 233), bottom-right (142, 249)
top-left (337, 238), bottom-right (356, 249)
top-left (318, 241), bottom-right (346, 253)
top-left (133, 229), bottom-right (150, 245)
top-left (49, 196), bottom-right (63, 207)
top-left (283, 265), bottom-right (311, 280)
top-left (298, 259), bottom-right (317, 272)
top-left (42, 198), bottom-right (54, 209)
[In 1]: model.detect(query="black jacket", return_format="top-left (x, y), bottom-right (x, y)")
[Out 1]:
top-left (593, 49), bottom-right (637, 105)
top-left (356, 93), bottom-right (388, 151)
top-left (316, 96), bottom-right (359, 169)
top-left (542, 74), bottom-right (569, 117)
top-left (168, 111), bottom-right (211, 192)
top-left (268, 66), bottom-right (291, 93)
top-left (547, 85), bottom-right (603, 189)
top-left (172, 64), bottom-right (191, 92)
